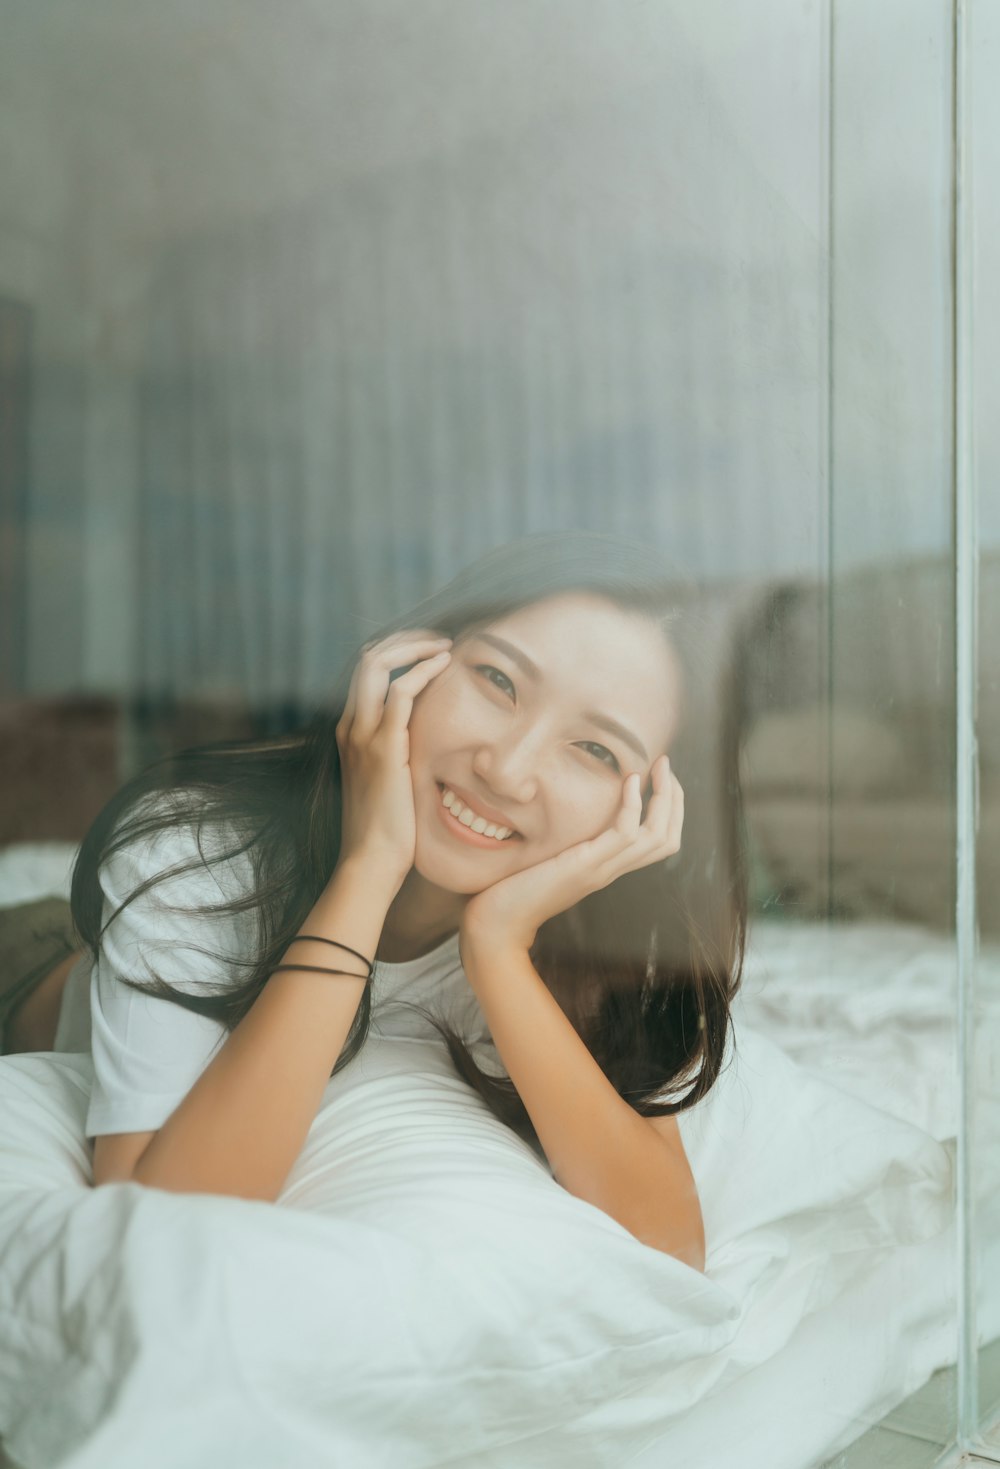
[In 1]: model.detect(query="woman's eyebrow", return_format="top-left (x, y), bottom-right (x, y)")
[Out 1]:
top-left (585, 712), bottom-right (650, 764)
top-left (475, 631), bottom-right (543, 680)
top-left (473, 631), bottom-right (650, 763)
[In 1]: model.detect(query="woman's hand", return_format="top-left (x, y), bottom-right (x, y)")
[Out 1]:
top-left (460, 754), bottom-right (684, 956)
top-left (335, 629), bottom-right (453, 891)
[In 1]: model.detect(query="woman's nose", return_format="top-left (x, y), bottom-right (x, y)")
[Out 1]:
top-left (471, 736), bottom-right (540, 804)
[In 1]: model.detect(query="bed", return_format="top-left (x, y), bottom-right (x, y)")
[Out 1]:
top-left (0, 840), bottom-right (997, 1469)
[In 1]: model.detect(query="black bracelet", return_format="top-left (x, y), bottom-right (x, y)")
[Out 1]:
top-left (286, 934), bottom-right (374, 978)
top-left (270, 963), bottom-right (372, 983)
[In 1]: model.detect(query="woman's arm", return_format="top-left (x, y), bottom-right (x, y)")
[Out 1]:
top-left (462, 935), bottom-right (706, 1273)
top-left (117, 854), bottom-right (398, 1202)
top-left (455, 761), bottom-right (702, 1268)
top-left (95, 631), bottom-right (451, 1201)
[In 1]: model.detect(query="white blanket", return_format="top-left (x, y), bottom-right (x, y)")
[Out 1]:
top-left (0, 847), bottom-right (977, 1469)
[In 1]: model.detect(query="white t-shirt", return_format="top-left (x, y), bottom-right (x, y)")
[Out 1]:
top-left (53, 795), bottom-right (492, 1138)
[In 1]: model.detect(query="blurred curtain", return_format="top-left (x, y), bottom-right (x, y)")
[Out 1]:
top-left (135, 147), bottom-right (818, 711)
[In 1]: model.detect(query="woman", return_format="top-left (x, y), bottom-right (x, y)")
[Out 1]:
top-left (0, 531), bottom-right (748, 1271)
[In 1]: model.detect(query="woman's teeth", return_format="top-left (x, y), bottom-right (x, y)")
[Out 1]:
top-left (440, 786), bottom-right (516, 840)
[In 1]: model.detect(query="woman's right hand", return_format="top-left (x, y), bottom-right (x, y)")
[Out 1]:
top-left (334, 630), bottom-right (453, 892)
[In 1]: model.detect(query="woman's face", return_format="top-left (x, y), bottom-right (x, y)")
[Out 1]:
top-left (406, 591), bottom-right (684, 894)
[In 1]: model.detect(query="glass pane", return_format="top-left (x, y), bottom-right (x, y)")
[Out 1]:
top-left (775, 3), bottom-right (961, 1462)
top-left (0, 5), bottom-right (977, 1469)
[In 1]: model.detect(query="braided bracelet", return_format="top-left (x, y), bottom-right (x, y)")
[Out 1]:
top-left (270, 963), bottom-right (373, 984)
top-left (285, 934), bottom-right (374, 978)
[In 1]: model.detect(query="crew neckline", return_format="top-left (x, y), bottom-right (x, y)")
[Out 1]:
top-left (371, 928), bottom-right (462, 980)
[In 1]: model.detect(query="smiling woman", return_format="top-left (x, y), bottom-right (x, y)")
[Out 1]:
top-left (33, 530), bottom-right (747, 1259)
top-left (389, 590), bottom-right (686, 941)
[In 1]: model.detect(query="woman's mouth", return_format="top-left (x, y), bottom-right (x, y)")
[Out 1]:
top-left (434, 782), bottom-right (523, 848)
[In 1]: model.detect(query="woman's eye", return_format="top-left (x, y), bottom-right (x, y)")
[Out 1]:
top-left (474, 667), bottom-right (619, 771)
top-left (476, 664), bottom-right (516, 698)
top-left (577, 741), bottom-right (621, 771)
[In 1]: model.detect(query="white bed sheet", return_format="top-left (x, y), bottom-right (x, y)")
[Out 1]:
top-left (737, 913), bottom-right (1000, 1148)
top-left (0, 843), bottom-right (995, 1469)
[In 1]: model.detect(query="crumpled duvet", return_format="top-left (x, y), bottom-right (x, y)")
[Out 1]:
top-left (0, 1017), bottom-right (956, 1469)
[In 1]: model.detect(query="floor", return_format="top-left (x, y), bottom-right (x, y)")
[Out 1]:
top-left (822, 1339), bottom-right (1000, 1467)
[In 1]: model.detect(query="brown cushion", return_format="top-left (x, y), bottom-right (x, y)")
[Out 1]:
top-left (742, 707), bottom-right (918, 796)
top-left (0, 696), bottom-right (259, 845)
top-left (745, 791), bottom-right (1000, 935)
top-left (0, 697), bottom-right (120, 845)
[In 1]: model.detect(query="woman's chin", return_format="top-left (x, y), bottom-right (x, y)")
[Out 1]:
top-left (411, 854), bottom-right (491, 896)
top-left (412, 830), bottom-right (517, 895)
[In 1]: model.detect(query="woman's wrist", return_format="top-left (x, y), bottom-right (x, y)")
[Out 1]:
top-left (331, 848), bottom-right (408, 905)
top-left (277, 852), bottom-right (399, 985)
top-left (459, 911), bottom-right (534, 961)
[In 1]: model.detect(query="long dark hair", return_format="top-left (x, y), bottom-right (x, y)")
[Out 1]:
top-left (70, 530), bottom-right (748, 1158)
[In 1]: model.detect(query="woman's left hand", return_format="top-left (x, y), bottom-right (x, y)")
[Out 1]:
top-left (459, 754), bottom-right (684, 957)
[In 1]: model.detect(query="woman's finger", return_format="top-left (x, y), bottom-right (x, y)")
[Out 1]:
top-left (351, 649), bottom-right (442, 745)
top-left (663, 778), bottom-right (684, 853)
top-left (340, 629), bottom-right (449, 726)
top-left (343, 635), bottom-right (451, 744)
top-left (640, 756), bottom-right (675, 839)
top-left (634, 758), bottom-right (683, 863)
top-left (590, 764), bottom-right (679, 883)
top-left (572, 775), bottom-right (643, 878)
top-left (378, 652), bottom-right (452, 738)
top-left (613, 771), bottom-right (644, 836)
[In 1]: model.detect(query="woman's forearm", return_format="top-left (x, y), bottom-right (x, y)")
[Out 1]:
top-left (130, 855), bottom-right (398, 1202)
top-left (462, 937), bottom-right (706, 1271)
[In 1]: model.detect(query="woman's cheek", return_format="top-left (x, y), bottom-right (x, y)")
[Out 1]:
top-left (565, 782), bottom-right (622, 846)
top-left (568, 799), bottom-right (615, 848)
top-left (408, 670), bottom-right (478, 749)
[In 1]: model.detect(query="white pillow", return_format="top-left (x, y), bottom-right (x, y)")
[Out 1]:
top-left (741, 707), bottom-right (914, 794)
top-left (0, 1030), bottom-right (950, 1264)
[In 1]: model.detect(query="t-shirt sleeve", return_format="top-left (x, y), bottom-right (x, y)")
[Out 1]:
top-left (86, 798), bottom-right (258, 1139)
